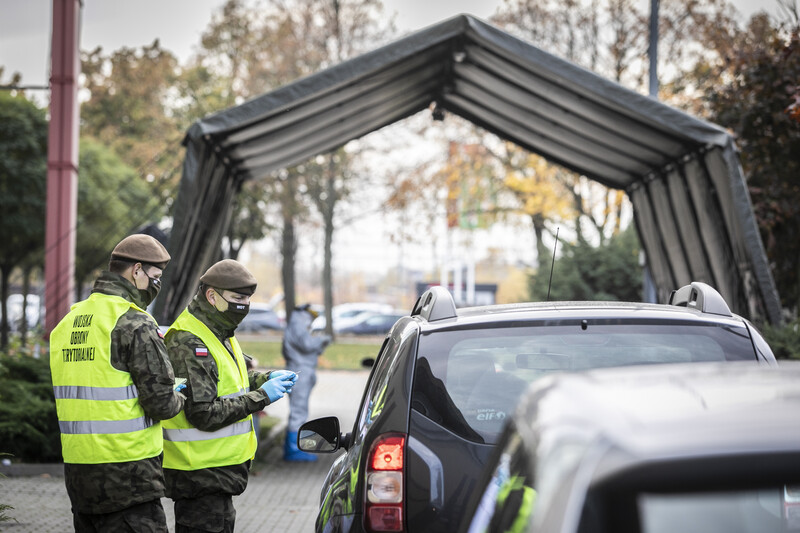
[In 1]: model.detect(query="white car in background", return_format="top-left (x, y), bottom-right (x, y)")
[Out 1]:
top-left (2, 294), bottom-right (42, 331)
top-left (311, 302), bottom-right (394, 332)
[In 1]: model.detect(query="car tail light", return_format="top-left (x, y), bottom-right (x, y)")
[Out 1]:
top-left (365, 433), bottom-right (406, 532)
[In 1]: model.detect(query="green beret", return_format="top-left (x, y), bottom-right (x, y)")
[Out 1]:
top-left (111, 234), bottom-right (170, 269)
top-left (199, 259), bottom-right (257, 295)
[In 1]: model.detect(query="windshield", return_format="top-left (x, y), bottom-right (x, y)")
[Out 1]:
top-left (411, 320), bottom-right (754, 444)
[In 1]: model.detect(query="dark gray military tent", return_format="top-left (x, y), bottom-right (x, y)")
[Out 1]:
top-left (155, 14), bottom-right (781, 325)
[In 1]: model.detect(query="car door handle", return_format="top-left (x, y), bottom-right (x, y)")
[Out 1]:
top-left (408, 435), bottom-right (444, 509)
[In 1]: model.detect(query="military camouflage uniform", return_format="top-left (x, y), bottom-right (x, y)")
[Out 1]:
top-left (63, 271), bottom-right (185, 526)
top-left (164, 294), bottom-right (275, 531)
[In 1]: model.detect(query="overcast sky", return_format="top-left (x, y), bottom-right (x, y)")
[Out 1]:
top-left (0, 0), bottom-right (778, 89)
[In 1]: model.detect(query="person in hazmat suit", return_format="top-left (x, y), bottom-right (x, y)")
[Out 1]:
top-left (282, 303), bottom-right (331, 461)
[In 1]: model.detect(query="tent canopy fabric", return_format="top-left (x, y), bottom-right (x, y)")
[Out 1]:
top-left (155, 14), bottom-right (781, 325)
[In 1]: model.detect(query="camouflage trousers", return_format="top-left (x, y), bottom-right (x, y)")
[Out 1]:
top-left (73, 499), bottom-right (168, 532)
top-left (173, 494), bottom-right (236, 533)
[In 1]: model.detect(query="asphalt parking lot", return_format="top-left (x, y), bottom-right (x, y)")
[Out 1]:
top-left (0, 369), bottom-right (370, 533)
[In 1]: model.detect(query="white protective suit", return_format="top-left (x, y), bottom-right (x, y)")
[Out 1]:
top-left (281, 307), bottom-right (330, 432)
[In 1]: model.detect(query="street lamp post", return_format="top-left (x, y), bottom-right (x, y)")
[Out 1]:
top-left (44, 0), bottom-right (80, 335)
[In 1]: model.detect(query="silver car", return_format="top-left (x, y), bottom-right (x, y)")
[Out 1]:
top-left (460, 361), bottom-right (800, 533)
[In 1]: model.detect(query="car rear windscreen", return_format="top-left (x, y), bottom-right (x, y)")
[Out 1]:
top-left (412, 321), bottom-right (755, 444)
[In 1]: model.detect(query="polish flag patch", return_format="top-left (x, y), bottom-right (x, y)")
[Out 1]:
top-left (195, 347), bottom-right (209, 357)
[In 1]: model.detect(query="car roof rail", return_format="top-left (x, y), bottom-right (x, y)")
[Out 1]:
top-left (411, 286), bottom-right (457, 322)
top-left (668, 281), bottom-right (733, 317)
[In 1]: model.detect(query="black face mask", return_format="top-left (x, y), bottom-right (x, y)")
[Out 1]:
top-left (220, 295), bottom-right (250, 326)
top-left (139, 273), bottom-right (161, 307)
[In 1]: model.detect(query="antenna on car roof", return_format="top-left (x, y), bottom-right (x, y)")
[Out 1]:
top-left (546, 227), bottom-right (560, 302)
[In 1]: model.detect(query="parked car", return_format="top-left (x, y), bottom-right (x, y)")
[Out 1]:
top-left (459, 361), bottom-right (800, 533)
top-left (297, 282), bottom-right (777, 533)
top-left (312, 302), bottom-right (394, 332)
top-left (237, 303), bottom-right (284, 332)
top-left (336, 312), bottom-right (406, 336)
top-left (1, 293), bottom-right (42, 331)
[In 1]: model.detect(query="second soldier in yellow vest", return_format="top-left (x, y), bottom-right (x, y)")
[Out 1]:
top-left (162, 259), bottom-right (297, 533)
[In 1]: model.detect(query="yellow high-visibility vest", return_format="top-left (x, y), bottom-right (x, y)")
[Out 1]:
top-left (50, 293), bottom-right (162, 464)
top-left (162, 309), bottom-right (256, 470)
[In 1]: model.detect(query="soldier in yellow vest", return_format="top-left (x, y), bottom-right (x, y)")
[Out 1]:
top-left (162, 259), bottom-right (297, 533)
top-left (50, 234), bottom-right (186, 532)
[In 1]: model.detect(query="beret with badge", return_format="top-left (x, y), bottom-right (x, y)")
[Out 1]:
top-left (111, 234), bottom-right (171, 269)
top-left (199, 259), bottom-right (258, 296)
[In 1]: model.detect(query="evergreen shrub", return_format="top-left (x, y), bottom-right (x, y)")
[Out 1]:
top-left (0, 354), bottom-right (61, 462)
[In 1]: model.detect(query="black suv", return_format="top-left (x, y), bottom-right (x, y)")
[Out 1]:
top-left (298, 282), bottom-right (777, 533)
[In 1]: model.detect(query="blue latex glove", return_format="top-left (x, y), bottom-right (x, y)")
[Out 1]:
top-left (260, 375), bottom-right (293, 403)
top-left (269, 370), bottom-right (298, 383)
top-left (175, 383), bottom-right (187, 393)
top-left (269, 370), bottom-right (298, 394)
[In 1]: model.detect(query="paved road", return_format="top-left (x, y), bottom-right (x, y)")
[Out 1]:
top-left (0, 369), bottom-right (370, 533)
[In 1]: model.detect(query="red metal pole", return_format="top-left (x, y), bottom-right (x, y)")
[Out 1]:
top-left (44, 0), bottom-right (81, 336)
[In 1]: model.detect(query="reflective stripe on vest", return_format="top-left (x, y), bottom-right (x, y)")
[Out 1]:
top-left (162, 309), bottom-right (257, 471)
top-left (162, 388), bottom-right (246, 442)
top-left (59, 417), bottom-right (155, 435)
top-left (49, 293), bottom-right (163, 464)
top-left (53, 384), bottom-right (138, 401)
top-left (163, 420), bottom-right (252, 442)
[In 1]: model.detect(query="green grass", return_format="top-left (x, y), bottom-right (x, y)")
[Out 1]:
top-left (238, 338), bottom-right (383, 370)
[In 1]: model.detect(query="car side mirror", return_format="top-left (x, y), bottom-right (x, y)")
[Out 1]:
top-left (298, 416), bottom-right (344, 453)
top-left (361, 357), bottom-right (375, 368)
